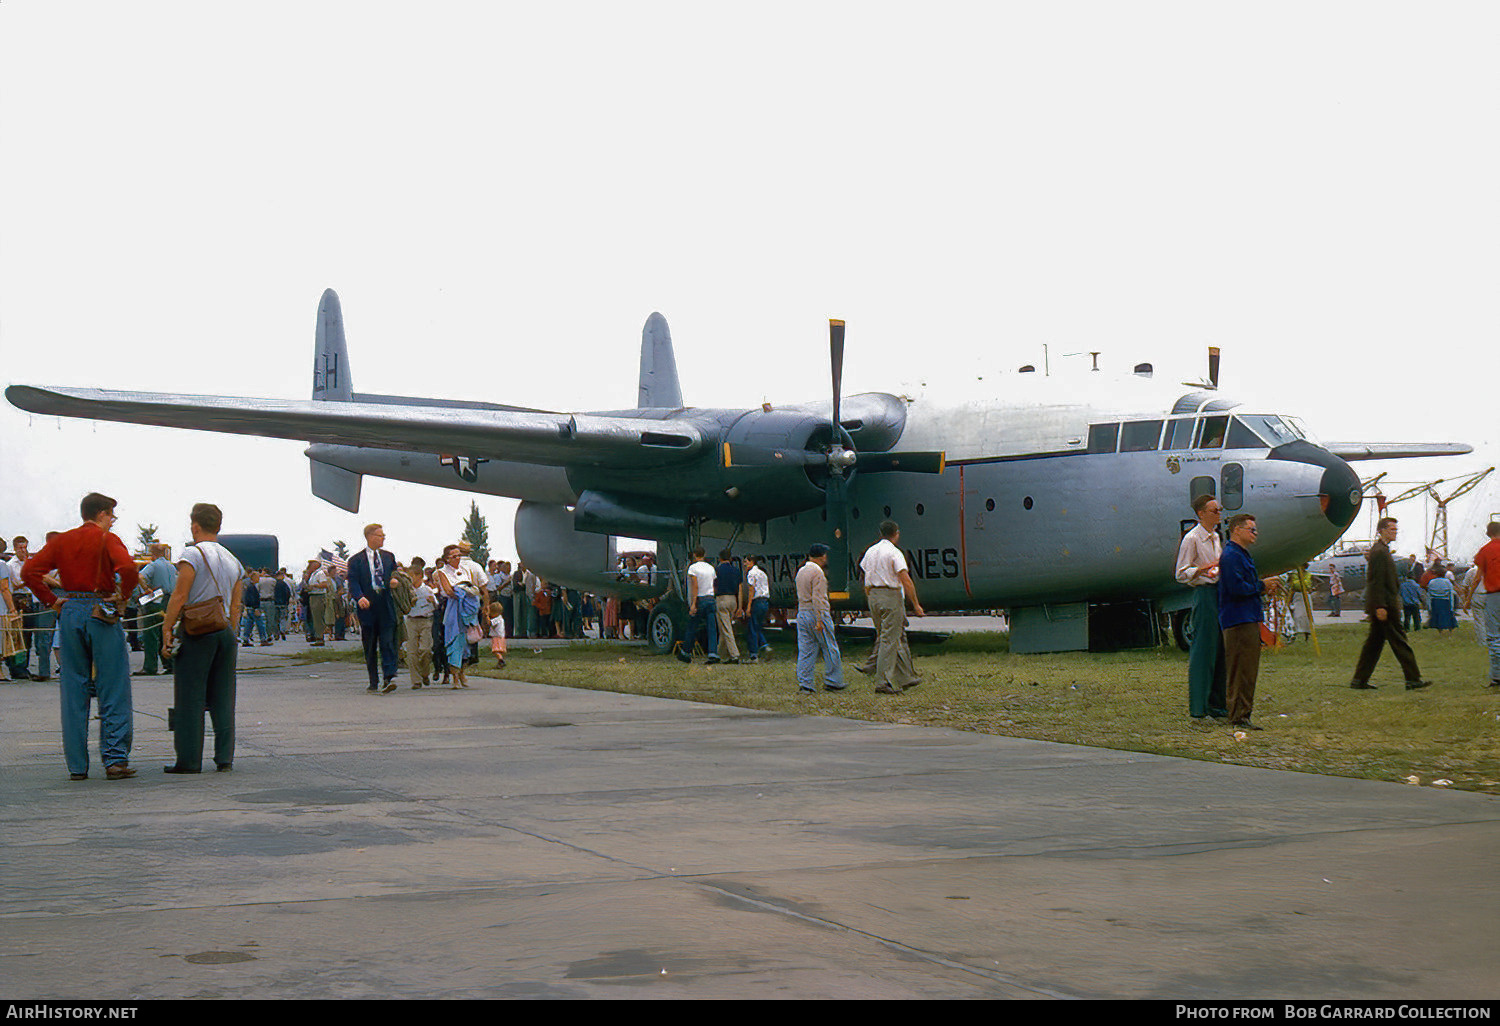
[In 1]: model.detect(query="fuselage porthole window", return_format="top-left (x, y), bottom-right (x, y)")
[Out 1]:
top-left (1222, 462), bottom-right (1244, 512)
top-left (1190, 476), bottom-right (1216, 508)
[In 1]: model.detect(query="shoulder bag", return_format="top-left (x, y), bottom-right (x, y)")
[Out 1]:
top-left (181, 544), bottom-right (231, 637)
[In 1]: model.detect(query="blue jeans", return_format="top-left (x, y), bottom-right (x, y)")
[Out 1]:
top-left (29, 606), bottom-right (55, 677)
top-left (240, 608), bottom-right (267, 643)
top-left (57, 596), bottom-right (132, 773)
top-left (796, 610), bottom-right (843, 690)
top-left (686, 597), bottom-right (718, 659)
top-left (1485, 595), bottom-right (1500, 681)
top-left (747, 598), bottom-right (770, 654)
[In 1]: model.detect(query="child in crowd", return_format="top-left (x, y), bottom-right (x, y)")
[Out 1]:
top-left (488, 601), bottom-right (507, 668)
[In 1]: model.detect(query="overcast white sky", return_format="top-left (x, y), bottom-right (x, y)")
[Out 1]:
top-left (2, 1), bottom-right (1497, 567)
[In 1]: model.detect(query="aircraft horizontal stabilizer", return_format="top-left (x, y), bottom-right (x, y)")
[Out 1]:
top-left (310, 458), bottom-right (362, 513)
top-left (5, 384), bottom-right (706, 469)
top-left (1323, 442), bottom-right (1473, 462)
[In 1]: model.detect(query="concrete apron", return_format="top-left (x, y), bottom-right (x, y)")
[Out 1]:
top-left (1, 655), bottom-right (1497, 1000)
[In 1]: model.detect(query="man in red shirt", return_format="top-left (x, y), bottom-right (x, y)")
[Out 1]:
top-left (1476, 522), bottom-right (1500, 688)
top-left (22, 492), bottom-right (141, 780)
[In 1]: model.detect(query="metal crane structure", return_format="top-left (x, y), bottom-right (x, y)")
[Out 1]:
top-left (1368, 468), bottom-right (1496, 560)
top-left (1424, 467), bottom-right (1494, 559)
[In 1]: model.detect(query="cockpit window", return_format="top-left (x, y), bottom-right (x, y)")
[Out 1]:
top-left (1228, 414), bottom-right (1300, 449)
top-left (1119, 420), bottom-right (1163, 452)
top-left (1224, 417), bottom-right (1264, 449)
top-left (1194, 415), bottom-right (1228, 449)
top-left (1164, 418), bottom-right (1195, 450)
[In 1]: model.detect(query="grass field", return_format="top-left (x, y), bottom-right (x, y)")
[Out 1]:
top-left (299, 619), bottom-right (1500, 794)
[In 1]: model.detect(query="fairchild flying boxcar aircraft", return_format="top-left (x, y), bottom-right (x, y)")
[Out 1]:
top-left (4, 290), bottom-right (1472, 654)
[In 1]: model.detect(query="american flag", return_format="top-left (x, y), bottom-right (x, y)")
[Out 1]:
top-left (318, 549), bottom-right (348, 574)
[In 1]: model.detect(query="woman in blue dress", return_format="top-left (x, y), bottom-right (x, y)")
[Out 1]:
top-left (1427, 566), bottom-right (1458, 635)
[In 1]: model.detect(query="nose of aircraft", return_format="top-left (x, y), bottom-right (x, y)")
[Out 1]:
top-left (1319, 454), bottom-right (1363, 528)
top-left (1269, 440), bottom-right (1362, 529)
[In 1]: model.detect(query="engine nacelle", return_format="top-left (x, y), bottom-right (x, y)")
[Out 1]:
top-left (514, 501), bottom-right (667, 599)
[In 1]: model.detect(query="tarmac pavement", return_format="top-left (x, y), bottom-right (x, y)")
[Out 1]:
top-left (1, 636), bottom-right (1498, 1000)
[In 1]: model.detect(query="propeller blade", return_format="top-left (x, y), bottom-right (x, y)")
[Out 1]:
top-left (722, 442), bottom-right (825, 468)
top-left (856, 451), bottom-right (946, 475)
top-left (829, 319), bottom-right (845, 434)
top-left (824, 471), bottom-right (850, 599)
top-left (1208, 346), bottom-right (1221, 389)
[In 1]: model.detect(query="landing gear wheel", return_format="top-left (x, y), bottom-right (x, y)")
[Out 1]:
top-left (648, 601), bottom-right (687, 656)
top-left (1171, 609), bottom-right (1194, 652)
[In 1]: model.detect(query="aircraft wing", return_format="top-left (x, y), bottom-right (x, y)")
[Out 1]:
top-left (4, 384), bottom-right (705, 468)
top-left (1322, 442), bottom-right (1473, 461)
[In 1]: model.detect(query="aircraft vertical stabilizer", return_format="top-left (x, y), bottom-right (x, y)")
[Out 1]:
top-left (637, 312), bottom-right (683, 409)
top-left (309, 288), bottom-right (362, 510)
top-left (312, 288), bottom-right (353, 402)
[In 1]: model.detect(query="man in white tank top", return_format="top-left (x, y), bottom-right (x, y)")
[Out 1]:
top-left (161, 502), bottom-right (244, 774)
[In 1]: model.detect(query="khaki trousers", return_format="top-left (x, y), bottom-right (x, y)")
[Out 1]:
top-left (405, 616), bottom-right (432, 684)
top-left (308, 594), bottom-right (327, 638)
top-left (715, 595), bottom-right (740, 660)
top-left (860, 587), bottom-right (918, 687)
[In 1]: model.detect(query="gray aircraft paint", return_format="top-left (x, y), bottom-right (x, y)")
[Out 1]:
top-left (6, 289), bottom-right (1473, 650)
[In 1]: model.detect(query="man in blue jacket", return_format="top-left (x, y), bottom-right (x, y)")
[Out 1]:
top-left (1218, 513), bottom-right (1278, 730)
top-left (348, 523), bottom-right (400, 694)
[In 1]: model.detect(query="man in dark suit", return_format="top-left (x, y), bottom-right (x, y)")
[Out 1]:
top-left (348, 523), bottom-right (400, 694)
top-left (1351, 517), bottom-right (1432, 692)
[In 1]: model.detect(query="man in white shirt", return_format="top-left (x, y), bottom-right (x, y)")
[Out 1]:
top-left (521, 565), bottom-right (539, 639)
top-left (856, 521), bottom-right (924, 694)
top-left (1174, 493), bottom-right (1229, 722)
top-left (675, 546), bottom-right (720, 664)
top-left (7, 537), bottom-right (38, 680)
top-left (742, 554), bottom-right (772, 661)
top-left (304, 560), bottom-right (330, 646)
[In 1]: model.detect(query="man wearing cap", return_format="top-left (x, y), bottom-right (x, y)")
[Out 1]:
top-left (22, 492), bottom-right (141, 780)
top-left (794, 543), bottom-right (843, 693)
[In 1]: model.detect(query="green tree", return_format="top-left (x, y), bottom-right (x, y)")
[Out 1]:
top-left (461, 501), bottom-right (489, 566)
top-left (135, 523), bottom-right (159, 556)
top-left (332, 540), bottom-right (350, 560)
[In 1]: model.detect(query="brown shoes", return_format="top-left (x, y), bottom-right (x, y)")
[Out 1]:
top-left (105, 764), bottom-right (137, 780)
